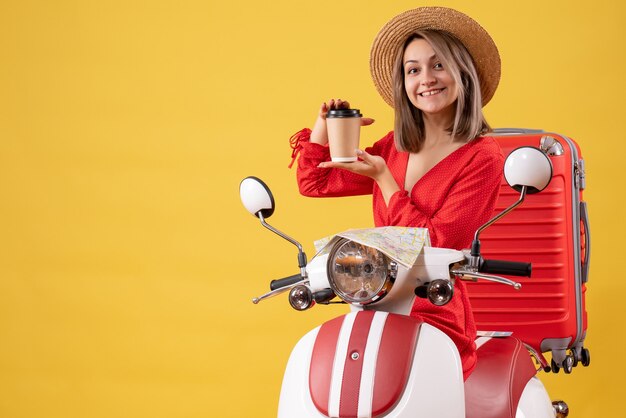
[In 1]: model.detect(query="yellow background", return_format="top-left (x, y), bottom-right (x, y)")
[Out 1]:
top-left (1, 0), bottom-right (624, 416)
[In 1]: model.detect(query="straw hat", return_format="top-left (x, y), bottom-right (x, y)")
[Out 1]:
top-left (370, 6), bottom-right (501, 108)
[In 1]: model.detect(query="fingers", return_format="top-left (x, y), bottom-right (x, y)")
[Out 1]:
top-left (357, 149), bottom-right (385, 166)
top-left (317, 161), bottom-right (350, 169)
top-left (317, 159), bottom-right (365, 170)
top-left (322, 99), bottom-right (375, 122)
top-left (317, 154), bottom-right (384, 180)
top-left (336, 99), bottom-right (350, 109)
top-left (317, 150), bottom-right (372, 168)
top-left (356, 149), bottom-right (372, 161)
top-left (323, 99), bottom-right (351, 111)
top-left (319, 102), bottom-right (328, 118)
top-left (319, 100), bottom-right (334, 119)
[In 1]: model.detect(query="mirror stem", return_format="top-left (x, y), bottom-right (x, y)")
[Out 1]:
top-left (470, 185), bottom-right (528, 266)
top-left (258, 212), bottom-right (308, 278)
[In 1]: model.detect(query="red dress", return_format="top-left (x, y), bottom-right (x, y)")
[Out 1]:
top-left (292, 129), bottom-right (504, 379)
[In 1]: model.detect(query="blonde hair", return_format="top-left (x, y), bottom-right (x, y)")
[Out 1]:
top-left (392, 30), bottom-right (491, 152)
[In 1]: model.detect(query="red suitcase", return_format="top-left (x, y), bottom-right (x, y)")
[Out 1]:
top-left (466, 129), bottom-right (590, 373)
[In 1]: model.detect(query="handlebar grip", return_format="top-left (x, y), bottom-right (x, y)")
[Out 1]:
top-left (313, 289), bottom-right (336, 304)
top-left (269, 274), bottom-right (303, 291)
top-left (480, 259), bottom-right (532, 277)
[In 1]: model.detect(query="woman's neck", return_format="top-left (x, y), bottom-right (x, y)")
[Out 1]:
top-left (422, 112), bottom-right (457, 148)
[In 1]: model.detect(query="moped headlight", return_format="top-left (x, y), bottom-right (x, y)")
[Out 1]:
top-left (427, 279), bottom-right (454, 306)
top-left (327, 238), bottom-right (396, 305)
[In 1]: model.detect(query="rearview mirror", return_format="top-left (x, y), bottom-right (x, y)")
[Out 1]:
top-left (239, 176), bottom-right (275, 219)
top-left (504, 146), bottom-right (553, 194)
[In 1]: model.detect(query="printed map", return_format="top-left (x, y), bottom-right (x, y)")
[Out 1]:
top-left (313, 227), bottom-right (431, 268)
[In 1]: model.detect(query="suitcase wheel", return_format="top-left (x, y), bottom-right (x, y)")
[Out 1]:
top-left (563, 354), bottom-right (574, 374)
top-left (581, 347), bottom-right (591, 367)
top-left (570, 349), bottom-right (579, 367)
top-left (551, 358), bottom-right (560, 374)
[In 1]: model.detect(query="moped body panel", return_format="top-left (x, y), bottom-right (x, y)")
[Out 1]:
top-left (465, 337), bottom-right (539, 418)
top-left (278, 311), bottom-right (465, 418)
top-left (516, 377), bottom-right (555, 418)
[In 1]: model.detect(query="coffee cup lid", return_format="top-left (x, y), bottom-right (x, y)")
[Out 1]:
top-left (326, 108), bottom-right (362, 118)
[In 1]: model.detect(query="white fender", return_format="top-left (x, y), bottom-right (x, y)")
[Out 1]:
top-left (278, 327), bottom-right (324, 417)
top-left (391, 323), bottom-right (465, 417)
top-left (516, 376), bottom-right (555, 418)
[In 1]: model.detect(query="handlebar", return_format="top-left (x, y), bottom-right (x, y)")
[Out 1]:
top-left (313, 289), bottom-right (336, 304)
top-left (479, 259), bottom-right (531, 277)
top-left (270, 274), bottom-right (303, 291)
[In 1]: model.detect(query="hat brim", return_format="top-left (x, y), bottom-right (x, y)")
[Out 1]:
top-left (370, 6), bottom-right (501, 108)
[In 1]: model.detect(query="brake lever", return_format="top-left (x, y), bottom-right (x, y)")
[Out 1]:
top-left (451, 268), bottom-right (522, 290)
top-left (252, 279), bottom-right (308, 304)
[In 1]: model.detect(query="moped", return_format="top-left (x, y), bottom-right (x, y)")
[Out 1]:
top-left (240, 146), bottom-right (569, 418)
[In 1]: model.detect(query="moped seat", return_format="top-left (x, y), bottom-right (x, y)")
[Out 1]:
top-left (465, 337), bottom-right (536, 418)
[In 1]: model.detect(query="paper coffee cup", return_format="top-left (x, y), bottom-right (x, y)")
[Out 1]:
top-left (326, 108), bottom-right (362, 162)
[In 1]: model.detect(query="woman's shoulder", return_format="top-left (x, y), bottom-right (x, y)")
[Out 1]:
top-left (468, 135), bottom-right (504, 159)
top-left (473, 135), bottom-right (501, 150)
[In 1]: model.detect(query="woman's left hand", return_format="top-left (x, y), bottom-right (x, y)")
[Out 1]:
top-left (318, 149), bottom-right (387, 181)
top-left (318, 149), bottom-right (401, 204)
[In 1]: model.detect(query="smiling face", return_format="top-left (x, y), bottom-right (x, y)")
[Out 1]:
top-left (392, 30), bottom-right (489, 152)
top-left (403, 38), bottom-right (458, 119)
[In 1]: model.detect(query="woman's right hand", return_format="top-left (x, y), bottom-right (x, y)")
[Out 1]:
top-left (310, 99), bottom-right (375, 145)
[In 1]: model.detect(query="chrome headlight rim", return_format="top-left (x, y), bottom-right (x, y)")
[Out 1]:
top-left (326, 238), bottom-right (396, 305)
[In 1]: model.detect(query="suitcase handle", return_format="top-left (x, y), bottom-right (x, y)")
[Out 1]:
top-left (581, 201), bottom-right (591, 283)
top-left (492, 128), bottom-right (545, 135)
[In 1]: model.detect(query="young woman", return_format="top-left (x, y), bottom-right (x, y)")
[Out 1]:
top-left (289, 7), bottom-right (503, 380)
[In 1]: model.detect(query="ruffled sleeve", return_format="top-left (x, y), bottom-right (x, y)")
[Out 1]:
top-left (288, 128), bottom-right (312, 168)
top-left (289, 128), bottom-right (377, 198)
